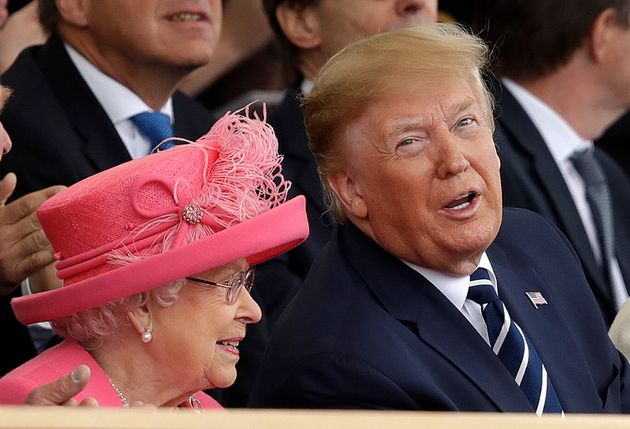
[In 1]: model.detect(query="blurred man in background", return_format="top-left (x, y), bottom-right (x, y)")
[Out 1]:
top-left (0, 0), bottom-right (220, 376)
top-left (473, 0), bottom-right (630, 326)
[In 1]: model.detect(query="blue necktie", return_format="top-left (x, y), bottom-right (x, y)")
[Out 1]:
top-left (130, 111), bottom-right (174, 152)
top-left (468, 268), bottom-right (563, 415)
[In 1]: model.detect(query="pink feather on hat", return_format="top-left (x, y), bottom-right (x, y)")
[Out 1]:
top-left (12, 106), bottom-right (309, 325)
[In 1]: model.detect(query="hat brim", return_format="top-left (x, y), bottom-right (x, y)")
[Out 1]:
top-left (13, 196), bottom-right (309, 325)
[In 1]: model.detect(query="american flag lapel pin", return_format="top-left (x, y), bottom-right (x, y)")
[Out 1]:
top-left (526, 291), bottom-right (548, 309)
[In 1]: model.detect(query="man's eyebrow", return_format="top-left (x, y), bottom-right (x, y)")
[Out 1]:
top-left (385, 119), bottom-right (427, 138)
top-left (381, 98), bottom-right (479, 138)
top-left (449, 98), bottom-right (478, 117)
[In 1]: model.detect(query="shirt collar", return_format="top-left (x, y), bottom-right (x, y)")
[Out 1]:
top-left (300, 79), bottom-right (314, 95)
top-left (502, 78), bottom-right (592, 162)
top-left (64, 43), bottom-right (174, 125)
top-left (402, 253), bottom-right (497, 311)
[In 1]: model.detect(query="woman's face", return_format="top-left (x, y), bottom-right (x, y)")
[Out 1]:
top-left (152, 258), bottom-right (262, 391)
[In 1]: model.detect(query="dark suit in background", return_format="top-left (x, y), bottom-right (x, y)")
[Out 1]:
top-left (494, 82), bottom-right (630, 326)
top-left (249, 209), bottom-right (630, 412)
top-left (0, 35), bottom-right (213, 376)
top-left (0, 36), bottom-right (213, 199)
top-left (258, 87), bottom-right (333, 318)
top-left (221, 86), bottom-right (333, 407)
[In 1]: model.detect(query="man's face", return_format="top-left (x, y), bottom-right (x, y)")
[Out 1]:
top-left (83, 0), bottom-right (221, 72)
top-left (337, 77), bottom-right (502, 276)
top-left (315, 0), bottom-right (437, 58)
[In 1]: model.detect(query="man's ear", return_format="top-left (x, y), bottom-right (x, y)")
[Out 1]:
top-left (56, 0), bottom-right (90, 27)
top-left (327, 170), bottom-right (368, 220)
top-left (588, 7), bottom-right (620, 62)
top-left (127, 305), bottom-right (152, 336)
top-left (275, 3), bottom-right (322, 50)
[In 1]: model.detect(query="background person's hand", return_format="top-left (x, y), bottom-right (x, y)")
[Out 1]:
top-left (0, 173), bottom-right (65, 297)
top-left (24, 364), bottom-right (98, 406)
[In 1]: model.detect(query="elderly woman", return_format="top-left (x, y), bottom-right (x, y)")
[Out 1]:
top-left (0, 109), bottom-right (308, 408)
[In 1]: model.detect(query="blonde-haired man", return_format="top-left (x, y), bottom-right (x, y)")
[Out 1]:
top-left (249, 25), bottom-right (630, 413)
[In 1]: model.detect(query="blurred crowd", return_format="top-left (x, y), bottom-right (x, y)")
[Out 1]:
top-left (1, 0), bottom-right (630, 415)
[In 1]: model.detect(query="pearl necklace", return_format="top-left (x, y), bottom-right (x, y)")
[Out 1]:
top-left (108, 379), bottom-right (204, 412)
top-left (108, 378), bottom-right (130, 408)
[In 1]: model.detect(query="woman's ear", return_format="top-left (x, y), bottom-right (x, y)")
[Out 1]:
top-left (127, 305), bottom-right (152, 336)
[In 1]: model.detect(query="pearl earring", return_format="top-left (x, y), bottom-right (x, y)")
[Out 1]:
top-left (141, 328), bottom-right (153, 343)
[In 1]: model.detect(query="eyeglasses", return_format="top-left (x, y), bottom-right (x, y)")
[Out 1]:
top-left (186, 269), bottom-right (255, 305)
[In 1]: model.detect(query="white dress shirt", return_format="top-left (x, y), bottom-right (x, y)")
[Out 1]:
top-left (20, 279), bottom-right (53, 352)
top-left (503, 78), bottom-right (627, 309)
top-left (65, 44), bottom-right (174, 159)
top-left (402, 253), bottom-right (496, 345)
top-left (300, 79), bottom-right (314, 95)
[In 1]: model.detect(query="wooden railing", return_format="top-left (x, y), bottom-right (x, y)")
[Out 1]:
top-left (1, 407), bottom-right (630, 429)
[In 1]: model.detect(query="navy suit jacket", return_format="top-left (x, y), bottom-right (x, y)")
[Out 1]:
top-left (493, 81), bottom-right (630, 326)
top-left (249, 209), bottom-right (630, 412)
top-left (0, 35), bottom-right (214, 376)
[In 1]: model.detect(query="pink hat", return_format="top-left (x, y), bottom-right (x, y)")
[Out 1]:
top-left (12, 108), bottom-right (309, 325)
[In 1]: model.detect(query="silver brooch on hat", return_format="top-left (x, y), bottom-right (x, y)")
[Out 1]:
top-left (182, 204), bottom-right (203, 224)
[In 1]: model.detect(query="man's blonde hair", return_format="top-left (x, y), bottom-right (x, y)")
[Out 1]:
top-left (302, 24), bottom-right (494, 224)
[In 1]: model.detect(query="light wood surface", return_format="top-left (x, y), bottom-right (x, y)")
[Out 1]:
top-left (1, 407), bottom-right (630, 429)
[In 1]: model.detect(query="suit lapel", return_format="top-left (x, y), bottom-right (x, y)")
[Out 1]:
top-left (340, 224), bottom-right (532, 412)
top-left (488, 244), bottom-right (603, 412)
top-left (410, 290), bottom-right (534, 412)
top-left (39, 36), bottom-right (132, 172)
top-left (496, 85), bottom-right (609, 303)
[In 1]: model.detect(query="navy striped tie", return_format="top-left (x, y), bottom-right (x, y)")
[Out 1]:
top-left (130, 111), bottom-right (174, 152)
top-left (468, 268), bottom-right (563, 415)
